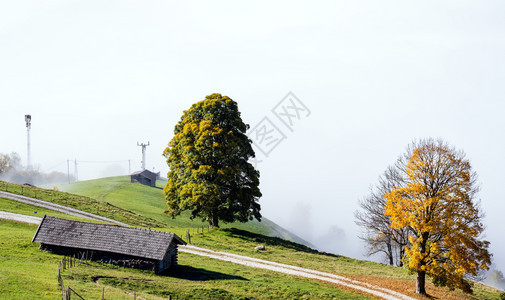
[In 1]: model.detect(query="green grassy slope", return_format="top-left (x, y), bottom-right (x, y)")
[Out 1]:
top-left (57, 176), bottom-right (310, 244)
top-left (0, 219), bottom-right (371, 300)
top-left (0, 220), bottom-right (61, 299)
top-left (0, 180), bottom-right (164, 227)
top-left (2, 218), bottom-right (501, 300)
top-left (0, 197), bottom-right (96, 222)
top-left (2, 178), bottom-right (502, 299)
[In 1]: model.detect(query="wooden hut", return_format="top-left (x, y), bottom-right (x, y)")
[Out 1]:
top-left (32, 215), bottom-right (186, 273)
top-left (130, 169), bottom-right (158, 187)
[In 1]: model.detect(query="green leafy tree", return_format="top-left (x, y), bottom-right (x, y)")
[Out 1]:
top-left (163, 93), bottom-right (261, 227)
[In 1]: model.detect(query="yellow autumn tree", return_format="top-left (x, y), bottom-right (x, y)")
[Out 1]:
top-left (385, 139), bottom-right (491, 295)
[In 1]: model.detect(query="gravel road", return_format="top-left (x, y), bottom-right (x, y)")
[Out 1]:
top-left (0, 210), bottom-right (42, 224)
top-left (179, 245), bottom-right (416, 300)
top-left (0, 207), bottom-right (414, 300)
top-left (0, 191), bottom-right (126, 225)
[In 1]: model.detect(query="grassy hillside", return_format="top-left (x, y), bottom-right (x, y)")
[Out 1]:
top-left (57, 176), bottom-right (309, 244)
top-left (1, 178), bottom-right (502, 299)
top-left (0, 220), bottom-right (62, 299)
top-left (2, 218), bottom-right (502, 300)
top-left (0, 180), bottom-right (164, 227)
top-left (0, 197), bottom-right (96, 222)
top-left (0, 219), bottom-right (371, 299)
top-left (171, 228), bottom-right (504, 300)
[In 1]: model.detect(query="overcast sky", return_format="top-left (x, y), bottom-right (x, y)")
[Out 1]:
top-left (1, 1), bottom-right (504, 271)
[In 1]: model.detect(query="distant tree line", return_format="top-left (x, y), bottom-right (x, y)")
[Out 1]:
top-left (0, 152), bottom-right (72, 185)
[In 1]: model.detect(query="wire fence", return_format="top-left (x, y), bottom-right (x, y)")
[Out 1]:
top-left (57, 254), bottom-right (85, 300)
top-left (185, 225), bottom-right (215, 244)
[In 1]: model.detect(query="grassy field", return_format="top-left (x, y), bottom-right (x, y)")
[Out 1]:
top-left (0, 219), bottom-right (371, 300)
top-left (0, 197), bottom-right (98, 222)
top-left (1, 177), bottom-right (503, 299)
top-left (0, 220), bottom-right (61, 299)
top-left (0, 180), bottom-right (165, 228)
top-left (2, 218), bottom-right (501, 299)
top-left (63, 252), bottom-right (375, 299)
top-left (168, 228), bottom-right (503, 300)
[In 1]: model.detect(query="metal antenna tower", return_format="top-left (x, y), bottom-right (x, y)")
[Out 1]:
top-left (137, 141), bottom-right (150, 170)
top-left (24, 115), bottom-right (32, 169)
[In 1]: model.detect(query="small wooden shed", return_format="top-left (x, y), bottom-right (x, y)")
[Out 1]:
top-left (130, 169), bottom-right (158, 187)
top-left (32, 215), bottom-right (186, 273)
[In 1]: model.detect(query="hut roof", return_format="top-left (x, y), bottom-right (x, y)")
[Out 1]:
top-left (32, 215), bottom-right (185, 260)
top-left (130, 169), bottom-right (158, 180)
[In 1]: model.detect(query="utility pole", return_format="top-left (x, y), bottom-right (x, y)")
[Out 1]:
top-left (24, 115), bottom-right (31, 169)
top-left (67, 160), bottom-right (70, 183)
top-left (74, 159), bottom-right (78, 182)
top-left (128, 160), bottom-right (131, 174)
top-left (137, 142), bottom-right (150, 170)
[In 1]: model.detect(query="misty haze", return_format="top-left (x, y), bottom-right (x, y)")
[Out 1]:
top-left (1, 1), bottom-right (505, 299)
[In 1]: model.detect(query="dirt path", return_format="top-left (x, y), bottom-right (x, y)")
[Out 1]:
top-left (0, 210), bottom-right (42, 224)
top-left (179, 245), bottom-right (416, 300)
top-left (0, 191), bottom-right (126, 225)
top-left (0, 210), bottom-right (414, 300)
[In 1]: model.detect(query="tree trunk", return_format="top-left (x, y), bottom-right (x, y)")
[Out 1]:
top-left (209, 210), bottom-right (219, 228)
top-left (398, 245), bottom-right (404, 267)
top-left (416, 232), bottom-right (429, 295)
top-left (416, 270), bottom-right (427, 295)
top-left (387, 241), bottom-right (394, 266)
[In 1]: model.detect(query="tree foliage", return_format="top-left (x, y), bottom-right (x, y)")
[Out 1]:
top-left (384, 139), bottom-right (491, 295)
top-left (0, 152), bottom-right (21, 174)
top-left (163, 93), bottom-right (261, 227)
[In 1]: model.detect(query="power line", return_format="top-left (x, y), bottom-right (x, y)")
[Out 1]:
top-left (37, 159), bottom-right (134, 183)
top-left (77, 160), bottom-right (131, 164)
